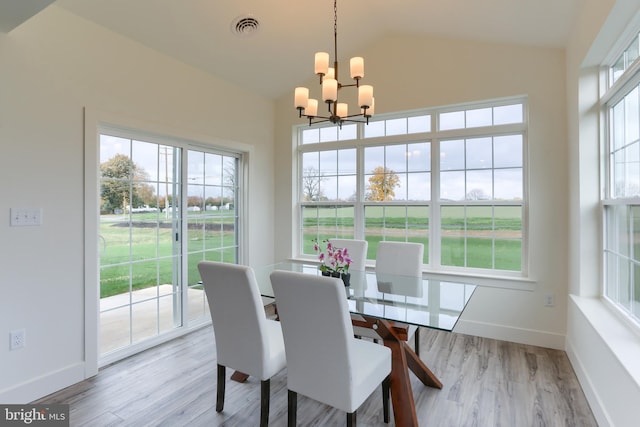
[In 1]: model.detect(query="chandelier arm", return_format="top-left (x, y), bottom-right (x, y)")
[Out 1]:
top-left (305, 114), bottom-right (332, 120)
top-left (305, 118), bottom-right (332, 126)
top-left (341, 117), bottom-right (369, 124)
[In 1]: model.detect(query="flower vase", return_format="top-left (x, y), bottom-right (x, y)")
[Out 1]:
top-left (341, 273), bottom-right (351, 287)
top-left (321, 269), bottom-right (348, 285)
top-left (320, 270), bottom-right (340, 278)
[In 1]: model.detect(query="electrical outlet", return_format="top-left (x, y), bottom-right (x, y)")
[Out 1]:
top-left (544, 293), bottom-right (555, 307)
top-left (10, 329), bottom-right (26, 350)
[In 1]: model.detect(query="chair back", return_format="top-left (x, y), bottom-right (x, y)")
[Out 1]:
top-left (329, 238), bottom-right (368, 271)
top-left (375, 241), bottom-right (423, 277)
top-left (270, 270), bottom-right (356, 406)
top-left (198, 261), bottom-right (276, 379)
top-left (375, 241), bottom-right (424, 297)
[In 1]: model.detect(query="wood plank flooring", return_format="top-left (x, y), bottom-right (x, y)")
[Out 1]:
top-left (35, 326), bottom-right (597, 426)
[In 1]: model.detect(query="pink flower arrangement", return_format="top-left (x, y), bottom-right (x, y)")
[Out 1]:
top-left (312, 238), bottom-right (352, 274)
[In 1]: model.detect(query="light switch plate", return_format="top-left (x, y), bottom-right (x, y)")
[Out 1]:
top-left (10, 208), bottom-right (42, 226)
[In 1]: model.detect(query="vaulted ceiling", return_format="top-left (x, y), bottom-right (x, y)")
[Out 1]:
top-left (4, 0), bottom-right (582, 99)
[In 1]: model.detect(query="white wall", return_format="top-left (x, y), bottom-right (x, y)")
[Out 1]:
top-left (566, 0), bottom-right (640, 425)
top-left (0, 6), bottom-right (275, 402)
top-left (275, 34), bottom-right (569, 350)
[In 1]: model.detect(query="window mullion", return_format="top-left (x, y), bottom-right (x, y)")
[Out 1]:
top-left (354, 144), bottom-right (365, 239)
top-left (431, 137), bottom-right (442, 269)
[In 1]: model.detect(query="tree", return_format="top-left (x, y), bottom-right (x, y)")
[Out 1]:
top-left (466, 188), bottom-right (489, 200)
top-left (100, 154), bottom-right (153, 213)
top-left (137, 183), bottom-right (157, 207)
top-left (302, 166), bottom-right (327, 201)
top-left (366, 166), bottom-right (400, 201)
top-left (223, 158), bottom-right (237, 204)
top-left (188, 195), bottom-right (204, 209)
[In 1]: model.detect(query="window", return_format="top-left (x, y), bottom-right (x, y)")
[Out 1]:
top-left (603, 27), bottom-right (640, 325)
top-left (298, 98), bottom-right (526, 274)
top-left (610, 32), bottom-right (640, 86)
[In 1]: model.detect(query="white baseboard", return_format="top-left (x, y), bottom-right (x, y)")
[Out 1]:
top-left (565, 336), bottom-right (612, 427)
top-left (453, 319), bottom-right (566, 350)
top-left (0, 362), bottom-right (86, 404)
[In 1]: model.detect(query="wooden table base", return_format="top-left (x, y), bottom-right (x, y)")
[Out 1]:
top-left (230, 371), bottom-right (249, 383)
top-left (351, 317), bottom-right (442, 427)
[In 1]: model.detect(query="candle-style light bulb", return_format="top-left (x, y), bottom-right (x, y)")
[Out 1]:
top-left (336, 103), bottom-right (348, 118)
top-left (358, 85), bottom-right (373, 108)
top-left (306, 99), bottom-right (318, 117)
top-left (350, 57), bottom-right (364, 79)
top-left (315, 52), bottom-right (329, 75)
top-left (362, 97), bottom-right (375, 117)
top-left (322, 78), bottom-right (338, 103)
top-left (294, 87), bottom-right (309, 109)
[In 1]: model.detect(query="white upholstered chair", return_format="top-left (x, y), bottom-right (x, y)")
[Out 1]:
top-left (270, 270), bottom-right (391, 427)
top-left (197, 261), bottom-right (287, 427)
top-left (350, 241), bottom-right (423, 354)
top-left (328, 238), bottom-right (368, 271)
top-left (375, 241), bottom-right (424, 356)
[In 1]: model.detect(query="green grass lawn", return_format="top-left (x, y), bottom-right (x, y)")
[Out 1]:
top-left (99, 212), bottom-right (236, 298)
top-left (100, 207), bottom-right (522, 298)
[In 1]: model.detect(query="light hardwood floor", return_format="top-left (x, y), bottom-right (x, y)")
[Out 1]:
top-left (35, 325), bottom-right (597, 426)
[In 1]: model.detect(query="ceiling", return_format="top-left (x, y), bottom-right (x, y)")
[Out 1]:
top-left (5, 0), bottom-right (582, 99)
top-left (0, 0), bottom-right (56, 32)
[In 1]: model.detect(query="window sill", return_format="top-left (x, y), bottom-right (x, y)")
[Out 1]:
top-left (415, 268), bottom-right (536, 291)
top-left (569, 295), bottom-right (640, 386)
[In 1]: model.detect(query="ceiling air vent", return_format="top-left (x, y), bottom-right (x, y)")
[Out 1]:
top-left (231, 15), bottom-right (260, 37)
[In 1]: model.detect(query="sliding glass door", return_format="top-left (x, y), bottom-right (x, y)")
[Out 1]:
top-left (98, 132), bottom-right (240, 359)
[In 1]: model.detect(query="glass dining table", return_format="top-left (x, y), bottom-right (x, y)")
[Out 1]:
top-left (253, 261), bottom-right (477, 427)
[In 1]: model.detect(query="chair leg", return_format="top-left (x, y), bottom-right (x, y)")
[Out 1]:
top-left (382, 376), bottom-right (390, 423)
top-left (288, 390), bottom-right (297, 427)
top-left (414, 327), bottom-right (420, 357)
top-left (260, 379), bottom-right (270, 427)
top-left (347, 411), bottom-right (357, 427)
top-left (216, 364), bottom-right (226, 412)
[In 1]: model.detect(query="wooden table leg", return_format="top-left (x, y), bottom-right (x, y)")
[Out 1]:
top-left (404, 342), bottom-right (443, 389)
top-left (383, 337), bottom-right (419, 427)
top-left (356, 317), bottom-right (419, 427)
top-left (230, 371), bottom-right (249, 383)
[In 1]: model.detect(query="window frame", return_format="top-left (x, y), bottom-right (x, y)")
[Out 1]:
top-left (296, 96), bottom-right (528, 277)
top-left (91, 119), bottom-right (247, 367)
top-left (601, 25), bottom-right (640, 326)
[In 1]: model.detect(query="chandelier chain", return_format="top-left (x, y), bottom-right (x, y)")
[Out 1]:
top-left (334, 0), bottom-right (338, 78)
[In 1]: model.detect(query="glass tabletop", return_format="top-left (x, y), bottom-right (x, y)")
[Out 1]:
top-left (254, 261), bottom-right (477, 332)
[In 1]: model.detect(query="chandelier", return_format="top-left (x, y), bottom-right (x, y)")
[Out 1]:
top-left (294, 0), bottom-right (374, 128)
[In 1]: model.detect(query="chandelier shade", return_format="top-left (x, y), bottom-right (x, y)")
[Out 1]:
top-left (294, 0), bottom-right (375, 128)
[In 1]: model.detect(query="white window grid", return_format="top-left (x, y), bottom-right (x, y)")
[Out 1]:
top-left (296, 97), bottom-right (528, 276)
